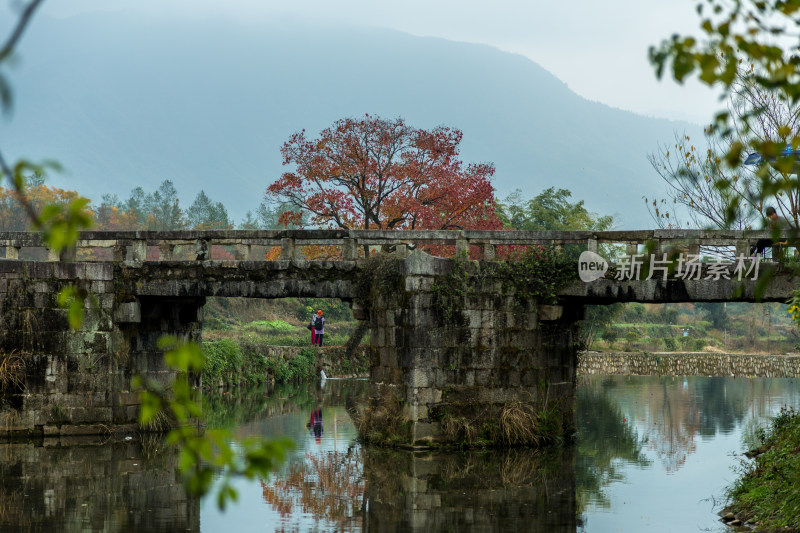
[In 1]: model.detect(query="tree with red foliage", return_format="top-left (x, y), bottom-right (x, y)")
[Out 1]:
top-left (267, 115), bottom-right (501, 231)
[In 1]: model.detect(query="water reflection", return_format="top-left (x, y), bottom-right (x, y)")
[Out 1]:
top-left (0, 436), bottom-right (198, 533)
top-left (576, 379), bottom-right (650, 510)
top-left (582, 376), bottom-right (800, 474)
top-left (261, 446), bottom-right (364, 531)
top-left (307, 408), bottom-right (324, 442)
top-left (576, 375), bottom-right (800, 532)
top-left (1, 376), bottom-right (799, 532)
top-left (363, 447), bottom-right (577, 532)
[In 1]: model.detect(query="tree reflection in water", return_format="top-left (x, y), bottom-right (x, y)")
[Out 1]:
top-left (260, 445), bottom-right (579, 532)
top-left (261, 446), bottom-right (365, 531)
top-left (576, 377), bottom-right (649, 511)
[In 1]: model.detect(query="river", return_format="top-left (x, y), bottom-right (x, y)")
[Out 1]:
top-left (0, 374), bottom-right (798, 532)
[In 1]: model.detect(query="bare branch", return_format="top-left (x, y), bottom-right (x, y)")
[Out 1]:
top-left (0, 0), bottom-right (45, 63)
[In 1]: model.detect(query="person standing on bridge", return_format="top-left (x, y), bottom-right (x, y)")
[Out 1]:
top-left (312, 309), bottom-right (325, 346)
top-left (307, 314), bottom-right (318, 346)
top-left (751, 206), bottom-right (787, 257)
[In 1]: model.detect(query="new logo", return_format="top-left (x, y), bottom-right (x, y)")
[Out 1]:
top-left (578, 251), bottom-right (608, 282)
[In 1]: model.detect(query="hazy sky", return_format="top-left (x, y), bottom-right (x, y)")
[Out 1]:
top-left (17, 0), bottom-right (722, 125)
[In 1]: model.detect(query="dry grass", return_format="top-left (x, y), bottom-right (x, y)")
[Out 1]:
top-left (441, 414), bottom-right (480, 444)
top-left (499, 400), bottom-right (542, 446)
top-left (137, 432), bottom-right (168, 460)
top-left (21, 309), bottom-right (37, 352)
top-left (0, 352), bottom-right (25, 392)
top-left (0, 488), bottom-right (28, 528)
top-left (439, 392), bottom-right (568, 448)
top-left (2, 409), bottom-right (20, 433)
top-left (137, 409), bottom-right (174, 433)
top-left (351, 388), bottom-right (412, 446)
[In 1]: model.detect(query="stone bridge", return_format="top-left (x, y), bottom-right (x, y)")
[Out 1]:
top-left (0, 229), bottom-right (796, 443)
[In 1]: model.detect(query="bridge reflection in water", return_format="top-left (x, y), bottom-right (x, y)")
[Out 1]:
top-left (1, 375), bottom-right (799, 532)
top-left (0, 437), bottom-right (199, 533)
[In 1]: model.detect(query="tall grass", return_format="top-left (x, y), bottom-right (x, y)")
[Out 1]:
top-left (202, 340), bottom-right (317, 388)
top-left (0, 352), bottom-right (25, 392)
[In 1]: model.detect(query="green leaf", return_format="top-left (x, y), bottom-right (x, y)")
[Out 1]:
top-left (56, 286), bottom-right (87, 330)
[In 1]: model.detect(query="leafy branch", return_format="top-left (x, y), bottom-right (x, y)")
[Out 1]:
top-left (134, 336), bottom-right (293, 509)
top-left (1, 1), bottom-right (291, 510)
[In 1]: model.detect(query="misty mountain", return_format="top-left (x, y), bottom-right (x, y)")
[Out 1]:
top-left (2, 12), bottom-right (703, 228)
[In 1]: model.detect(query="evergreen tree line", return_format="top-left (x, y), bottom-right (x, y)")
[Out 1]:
top-left (0, 177), bottom-right (290, 231)
top-left (0, 174), bottom-right (610, 234)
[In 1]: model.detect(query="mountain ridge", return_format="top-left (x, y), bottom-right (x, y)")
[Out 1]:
top-left (1, 12), bottom-right (703, 227)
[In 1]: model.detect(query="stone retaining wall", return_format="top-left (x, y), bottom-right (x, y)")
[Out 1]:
top-left (578, 351), bottom-right (800, 377)
top-left (257, 345), bottom-right (369, 379)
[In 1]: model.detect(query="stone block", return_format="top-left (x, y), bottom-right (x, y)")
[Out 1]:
top-left (519, 369), bottom-right (539, 387)
top-left (412, 421), bottom-right (442, 442)
top-left (466, 309), bottom-right (482, 329)
top-left (481, 311), bottom-right (497, 329)
top-left (475, 369), bottom-right (493, 387)
top-left (400, 476), bottom-right (428, 494)
top-left (407, 369), bottom-right (432, 388)
top-left (373, 327), bottom-right (386, 347)
top-left (404, 276), bottom-right (434, 293)
top-left (54, 262), bottom-right (86, 280)
top-left (91, 281), bottom-right (113, 294)
top-left (96, 293), bottom-right (114, 309)
top-left (380, 348), bottom-right (399, 369)
top-left (538, 305), bottom-right (562, 322)
top-left (504, 370), bottom-right (521, 387)
top-left (118, 392), bottom-right (140, 406)
top-left (33, 281), bottom-right (50, 293)
top-left (125, 405), bottom-right (139, 422)
top-left (369, 365), bottom-right (388, 384)
top-left (115, 301), bottom-right (141, 323)
top-left (33, 292), bottom-right (51, 308)
top-left (467, 349), bottom-right (495, 370)
top-left (59, 423), bottom-right (111, 436)
top-left (85, 263), bottom-right (113, 281)
top-left (408, 293), bottom-right (434, 308)
top-left (433, 368), bottom-right (447, 388)
top-left (25, 262), bottom-right (52, 278)
top-left (414, 387), bottom-right (436, 406)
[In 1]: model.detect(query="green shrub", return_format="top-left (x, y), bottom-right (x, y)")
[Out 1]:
top-left (601, 329), bottom-right (619, 346)
top-left (243, 320), bottom-right (297, 332)
top-left (203, 339), bottom-right (243, 384)
top-left (726, 407), bottom-right (800, 530)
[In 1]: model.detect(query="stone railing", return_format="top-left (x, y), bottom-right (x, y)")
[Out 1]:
top-left (0, 229), bottom-right (788, 262)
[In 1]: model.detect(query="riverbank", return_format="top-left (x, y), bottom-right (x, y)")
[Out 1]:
top-left (578, 351), bottom-right (800, 377)
top-left (201, 339), bottom-right (369, 389)
top-left (723, 408), bottom-right (800, 531)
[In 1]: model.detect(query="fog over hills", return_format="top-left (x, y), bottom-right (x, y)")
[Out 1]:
top-left (2, 12), bottom-right (703, 228)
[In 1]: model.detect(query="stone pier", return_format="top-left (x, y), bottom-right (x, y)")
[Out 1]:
top-left (363, 250), bottom-right (582, 447)
top-left (0, 261), bottom-right (202, 438)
